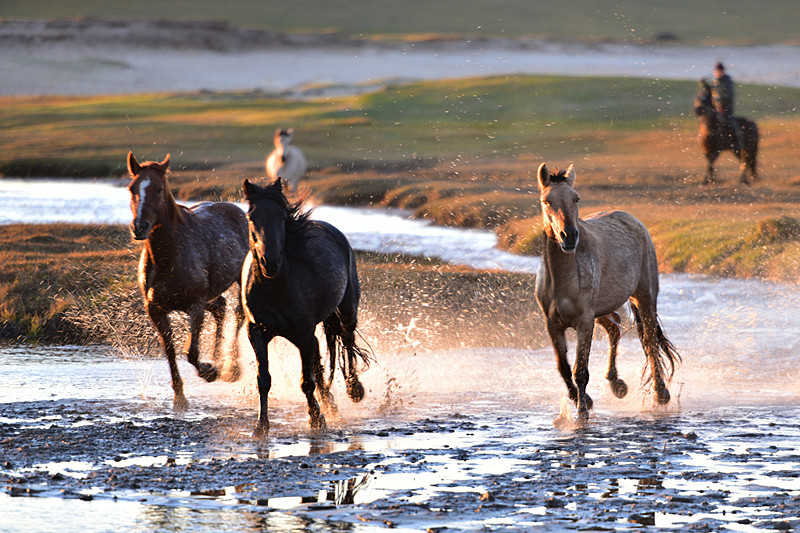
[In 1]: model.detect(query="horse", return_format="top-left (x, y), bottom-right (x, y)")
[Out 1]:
top-left (266, 128), bottom-right (307, 194)
top-left (127, 152), bottom-right (249, 410)
top-left (534, 163), bottom-right (680, 422)
top-left (693, 79), bottom-right (759, 185)
top-left (241, 177), bottom-right (369, 436)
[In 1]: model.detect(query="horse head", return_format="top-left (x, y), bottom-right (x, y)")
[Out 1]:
top-left (274, 128), bottom-right (294, 147)
top-left (127, 151), bottom-right (173, 240)
top-left (270, 128), bottom-right (296, 175)
top-left (537, 163), bottom-right (579, 253)
top-left (243, 178), bottom-right (288, 278)
top-left (693, 79), bottom-right (714, 118)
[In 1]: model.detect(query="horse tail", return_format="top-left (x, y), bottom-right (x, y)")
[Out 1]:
top-left (631, 306), bottom-right (681, 385)
top-left (323, 319), bottom-right (373, 402)
top-left (654, 320), bottom-right (681, 380)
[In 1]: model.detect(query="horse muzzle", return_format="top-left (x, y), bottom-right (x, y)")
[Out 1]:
top-left (131, 219), bottom-right (152, 240)
top-left (256, 254), bottom-right (281, 279)
top-left (559, 227), bottom-right (579, 253)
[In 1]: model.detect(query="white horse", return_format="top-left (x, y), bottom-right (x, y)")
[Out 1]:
top-left (266, 128), bottom-right (307, 194)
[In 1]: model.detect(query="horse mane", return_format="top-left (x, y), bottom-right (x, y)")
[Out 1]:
top-left (547, 168), bottom-right (571, 183)
top-left (259, 180), bottom-right (313, 237)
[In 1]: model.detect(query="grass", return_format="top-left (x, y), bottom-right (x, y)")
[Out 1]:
top-left (2, 75), bottom-right (798, 182)
top-left (4, 0), bottom-right (800, 44)
top-left (4, 74), bottom-right (800, 279)
top-left (0, 224), bottom-right (139, 342)
top-left (0, 224), bottom-right (545, 347)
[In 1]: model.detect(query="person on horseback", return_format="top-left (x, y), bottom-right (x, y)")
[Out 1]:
top-left (711, 62), bottom-right (742, 151)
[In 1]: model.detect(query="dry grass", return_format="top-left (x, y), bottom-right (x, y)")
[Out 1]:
top-left (0, 226), bottom-right (544, 346)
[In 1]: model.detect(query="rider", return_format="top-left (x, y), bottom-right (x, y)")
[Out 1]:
top-left (711, 62), bottom-right (742, 151)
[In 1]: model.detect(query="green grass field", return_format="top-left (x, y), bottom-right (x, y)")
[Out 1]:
top-left (3, 0), bottom-right (800, 44)
top-left (2, 75), bottom-right (798, 180)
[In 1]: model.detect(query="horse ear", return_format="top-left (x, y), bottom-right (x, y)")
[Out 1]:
top-left (160, 154), bottom-right (171, 170)
top-left (565, 164), bottom-right (576, 186)
top-left (127, 151), bottom-right (141, 176)
top-left (537, 163), bottom-right (550, 190)
top-left (243, 179), bottom-right (260, 201)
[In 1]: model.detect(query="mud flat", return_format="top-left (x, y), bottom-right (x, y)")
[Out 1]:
top-left (1, 336), bottom-right (799, 532)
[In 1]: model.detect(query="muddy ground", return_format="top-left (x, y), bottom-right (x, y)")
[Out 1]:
top-left (1, 344), bottom-right (799, 532)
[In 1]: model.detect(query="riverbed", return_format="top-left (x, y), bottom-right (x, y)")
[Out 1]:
top-left (1, 181), bottom-right (799, 531)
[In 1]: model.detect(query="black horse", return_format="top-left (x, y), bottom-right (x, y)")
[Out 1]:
top-left (241, 178), bottom-right (369, 436)
top-left (693, 79), bottom-right (759, 185)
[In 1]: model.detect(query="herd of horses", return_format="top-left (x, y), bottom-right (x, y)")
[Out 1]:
top-left (125, 92), bottom-right (758, 434)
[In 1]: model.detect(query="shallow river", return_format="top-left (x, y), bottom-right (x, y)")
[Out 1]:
top-left (1, 181), bottom-right (799, 531)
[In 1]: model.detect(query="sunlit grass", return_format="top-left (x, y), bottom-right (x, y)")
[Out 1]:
top-left (3, 75), bottom-right (798, 178)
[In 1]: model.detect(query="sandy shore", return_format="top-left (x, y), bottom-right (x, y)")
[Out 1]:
top-left (2, 19), bottom-right (799, 97)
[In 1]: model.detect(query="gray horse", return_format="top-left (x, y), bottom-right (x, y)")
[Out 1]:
top-left (534, 163), bottom-right (680, 421)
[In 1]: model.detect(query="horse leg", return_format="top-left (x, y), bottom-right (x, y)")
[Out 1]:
top-left (147, 304), bottom-right (188, 410)
top-left (735, 146), bottom-right (750, 185)
top-left (228, 289), bottom-right (245, 382)
top-left (573, 318), bottom-right (596, 421)
top-left (206, 294), bottom-right (241, 383)
top-left (185, 303), bottom-right (218, 383)
top-left (545, 319), bottom-right (579, 407)
top-left (247, 323), bottom-right (272, 438)
top-left (630, 302), bottom-right (671, 405)
top-left (704, 152), bottom-right (719, 185)
top-left (319, 317), bottom-right (341, 414)
top-left (207, 295), bottom-right (226, 365)
top-left (597, 312), bottom-right (628, 399)
top-left (298, 335), bottom-right (326, 430)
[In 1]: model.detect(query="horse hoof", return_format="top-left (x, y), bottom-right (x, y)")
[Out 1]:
top-left (198, 363), bottom-right (219, 382)
top-left (346, 378), bottom-right (365, 403)
top-left (173, 395), bottom-right (189, 412)
top-left (310, 414), bottom-right (327, 431)
top-left (656, 387), bottom-right (671, 405)
top-left (223, 363), bottom-right (241, 383)
top-left (252, 423), bottom-right (269, 440)
top-left (611, 379), bottom-right (628, 399)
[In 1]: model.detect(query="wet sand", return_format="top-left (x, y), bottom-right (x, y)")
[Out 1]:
top-left (1, 340), bottom-right (799, 532)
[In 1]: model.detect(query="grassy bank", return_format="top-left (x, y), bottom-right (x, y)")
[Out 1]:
top-left (5, 1), bottom-right (800, 44)
top-left (3, 75), bottom-right (800, 285)
top-left (0, 225), bottom-right (544, 347)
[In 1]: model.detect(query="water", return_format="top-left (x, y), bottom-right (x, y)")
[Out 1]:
top-left (2, 180), bottom-right (800, 531)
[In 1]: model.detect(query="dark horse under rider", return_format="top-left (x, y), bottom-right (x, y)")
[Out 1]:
top-left (711, 62), bottom-right (742, 152)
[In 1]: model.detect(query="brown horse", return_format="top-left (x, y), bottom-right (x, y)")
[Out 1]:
top-left (127, 152), bottom-right (249, 409)
top-left (694, 79), bottom-right (759, 185)
top-left (534, 163), bottom-right (680, 422)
